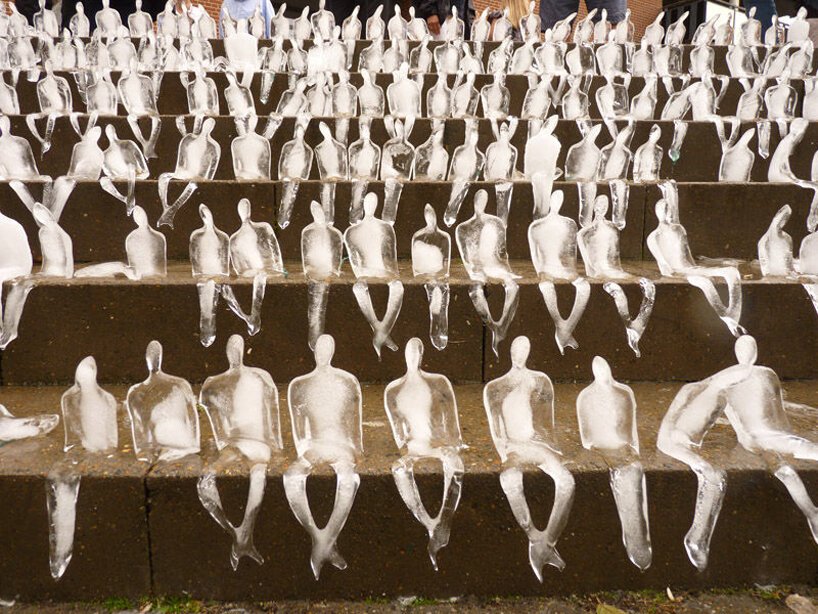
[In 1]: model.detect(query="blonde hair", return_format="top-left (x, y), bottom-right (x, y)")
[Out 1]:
top-left (506, 0), bottom-right (529, 28)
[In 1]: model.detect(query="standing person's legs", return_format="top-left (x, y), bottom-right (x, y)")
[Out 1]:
top-left (742, 0), bottom-right (777, 36)
top-left (540, 0), bottom-right (580, 31)
top-left (585, 0), bottom-right (627, 23)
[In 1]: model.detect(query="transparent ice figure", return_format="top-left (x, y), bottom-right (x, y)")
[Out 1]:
top-left (156, 116), bottom-right (220, 228)
top-left (647, 198), bottom-right (744, 337)
top-left (629, 40), bottom-right (653, 78)
top-left (521, 74), bottom-right (554, 121)
top-left (451, 73), bottom-right (479, 119)
top-left (480, 73), bottom-right (510, 120)
top-left (456, 190), bottom-right (519, 355)
top-left (596, 74), bottom-right (632, 120)
top-left (182, 68), bottom-right (219, 116)
top-left (412, 205), bottom-right (450, 350)
top-left (61, 356), bottom-right (117, 454)
top-left (565, 123), bottom-right (601, 219)
top-left (230, 198), bottom-right (284, 278)
top-left (380, 118), bottom-right (415, 224)
top-left (579, 196), bottom-right (655, 355)
top-left (445, 118), bottom-right (484, 226)
top-left (33, 203), bottom-right (73, 279)
top-left (382, 37), bottom-right (409, 74)
top-left (365, 4), bottom-right (385, 39)
top-left (491, 8), bottom-right (513, 41)
top-left (726, 41), bottom-right (757, 79)
top-left (435, 41), bottom-right (463, 75)
top-left (108, 36), bottom-right (138, 72)
top-left (510, 38), bottom-right (537, 75)
top-left (277, 121), bottom-right (314, 229)
top-left (689, 43), bottom-right (714, 79)
top-left (70, 2), bottom-right (91, 37)
top-left (596, 35), bottom-right (624, 76)
top-left (197, 334), bottom-right (282, 570)
top-left (615, 8), bottom-right (635, 43)
top-left (565, 41), bottom-right (596, 75)
top-left (385, 338), bottom-right (464, 569)
top-left (224, 20), bottom-right (260, 73)
top-left (126, 340), bottom-right (200, 464)
top-left (485, 118), bottom-right (519, 225)
top-left (358, 37), bottom-right (384, 73)
top-left (117, 61), bottom-right (161, 160)
top-left (483, 336), bottom-right (575, 581)
top-left (599, 122), bottom-right (634, 181)
top-left (407, 6), bottom-right (429, 40)
top-left (232, 114), bottom-right (278, 180)
top-left (341, 7), bottom-right (361, 66)
top-left (94, 0), bottom-right (123, 36)
top-left (561, 75), bottom-right (591, 120)
top-left (344, 193), bottom-right (404, 357)
top-left (99, 124), bottom-right (149, 215)
top-left (520, 1), bottom-right (541, 42)
top-left (387, 63), bottom-right (421, 119)
top-left (765, 71), bottom-right (797, 124)
top-left (27, 62), bottom-right (72, 156)
top-left (358, 70), bottom-right (385, 118)
top-left (315, 122), bottom-right (349, 224)
top-left (633, 124), bottom-right (663, 182)
top-left (653, 44), bottom-right (683, 77)
top-left (758, 204), bottom-right (795, 278)
top-left (34, 0), bottom-right (60, 36)
top-left (0, 73), bottom-right (20, 115)
top-left (524, 116), bottom-right (562, 216)
top-left (75, 206), bottom-right (164, 280)
top-left (305, 72), bottom-right (331, 117)
top-left (409, 36), bottom-right (433, 74)
top-left (576, 357), bottom-right (652, 569)
top-left (768, 118), bottom-right (814, 186)
top-left (787, 41), bottom-right (814, 80)
top-left (414, 124), bottom-right (449, 182)
top-left (0, 404), bottom-right (58, 444)
top-left (348, 117), bottom-right (381, 223)
top-left (529, 188), bottom-right (590, 353)
top-left (128, 0), bottom-right (153, 36)
top-left (713, 118), bottom-right (755, 182)
top-left (302, 201), bottom-right (343, 348)
top-left (283, 334), bottom-right (362, 580)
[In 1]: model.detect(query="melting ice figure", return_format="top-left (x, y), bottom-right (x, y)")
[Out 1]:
top-left (302, 201), bottom-right (343, 349)
top-left (412, 204), bottom-right (450, 350)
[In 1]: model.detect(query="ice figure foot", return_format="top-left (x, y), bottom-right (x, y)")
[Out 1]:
top-left (686, 274), bottom-right (744, 337)
top-left (382, 178), bottom-right (403, 224)
top-left (494, 181), bottom-right (514, 226)
top-left (683, 532), bottom-right (711, 572)
top-left (610, 462), bottom-right (652, 571)
top-left (538, 278), bottom-right (590, 354)
top-left (469, 281), bottom-right (520, 357)
top-left (278, 179), bottom-right (300, 229)
top-left (47, 472), bottom-right (81, 581)
top-left (221, 273), bottom-right (267, 336)
top-left (0, 405), bottom-right (59, 443)
top-left (529, 537), bottom-right (566, 582)
top-left (802, 284), bottom-right (818, 317)
top-left (197, 279), bottom-right (220, 347)
top-left (307, 281), bottom-right (330, 350)
top-left (310, 539), bottom-right (348, 580)
top-left (352, 280), bottom-right (404, 359)
top-left (349, 179), bottom-right (369, 224)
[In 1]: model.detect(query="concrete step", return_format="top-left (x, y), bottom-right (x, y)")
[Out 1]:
top-left (0, 381), bottom-right (815, 601)
top-left (2, 179), bottom-right (814, 265)
top-left (3, 261), bottom-right (817, 384)
top-left (10, 114), bottom-right (818, 183)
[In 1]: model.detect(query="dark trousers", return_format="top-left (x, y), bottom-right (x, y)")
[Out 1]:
top-left (539, 0), bottom-right (627, 31)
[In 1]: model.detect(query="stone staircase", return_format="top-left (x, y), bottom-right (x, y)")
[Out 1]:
top-left (0, 39), bottom-right (817, 602)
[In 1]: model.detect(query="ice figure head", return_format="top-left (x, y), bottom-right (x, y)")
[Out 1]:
top-left (591, 355), bottom-right (612, 383)
top-left (735, 335), bottom-right (758, 366)
top-left (510, 335), bottom-right (531, 368)
top-left (314, 333), bottom-right (335, 367)
top-left (146, 339), bottom-right (163, 374)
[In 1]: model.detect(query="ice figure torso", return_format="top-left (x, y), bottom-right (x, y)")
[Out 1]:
top-left (576, 379), bottom-right (635, 450)
top-left (344, 208), bottom-right (398, 279)
top-left (302, 202), bottom-right (343, 280)
top-left (412, 205), bottom-right (450, 278)
top-left (456, 196), bottom-right (515, 282)
top-left (118, 71), bottom-right (157, 115)
top-left (529, 209), bottom-right (578, 279)
top-left (0, 210), bottom-right (33, 279)
top-left (0, 131), bottom-right (40, 180)
top-left (578, 209), bottom-right (623, 278)
top-left (725, 366), bottom-right (792, 449)
top-left (649, 221), bottom-right (696, 275)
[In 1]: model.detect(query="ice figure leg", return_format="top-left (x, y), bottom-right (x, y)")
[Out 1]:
top-left (577, 182), bottom-right (597, 227)
top-left (9, 178), bottom-right (46, 215)
top-left (0, 277), bottom-right (35, 349)
top-left (669, 119), bottom-right (688, 162)
top-left (687, 268), bottom-right (745, 337)
top-left (499, 458), bottom-right (575, 582)
top-left (610, 180), bottom-right (630, 229)
top-left (469, 281), bottom-right (520, 357)
top-left (196, 279), bottom-right (221, 347)
top-left (609, 461), bottom-right (652, 570)
top-left (352, 280), bottom-right (404, 359)
top-left (803, 284), bottom-right (818, 317)
top-left (25, 112), bottom-right (56, 157)
top-left (307, 280), bottom-right (330, 350)
top-left (657, 440), bottom-right (726, 571)
top-left (197, 461), bottom-right (267, 570)
top-left (603, 278), bottom-right (655, 357)
top-left (221, 273), bottom-right (267, 336)
top-left (538, 278), bottom-right (590, 354)
top-left (127, 114), bottom-right (161, 159)
top-left (773, 464), bottom-right (818, 543)
top-left (445, 179), bottom-right (471, 227)
top-left (424, 281), bottom-right (449, 351)
top-left (382, 177), bottom-right (404, 224)
top-left (349, 179), bottom-right (369, 224)
top-left (277, 178), bottom-right (301, 229)
top-left (320, 182), bottom-right (336, 225)
top-left (48, 176), bottom-right (77, 221)
top-left (46, 468), bottom-right (81, 580)
top-left (494, 181), bottom-right (514, 226)
top-left (157, 180), bottom-right (199, 228)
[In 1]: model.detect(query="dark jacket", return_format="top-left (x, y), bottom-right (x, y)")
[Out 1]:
top-left (413, 0), bottom-right (450, 21)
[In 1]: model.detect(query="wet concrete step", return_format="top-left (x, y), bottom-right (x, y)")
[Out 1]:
top-left (0, 381), bottom-right (815, 601)
top-left (2, 261), bottom-right (817, 385)
top-left (1, 179), bottom-right (813, 265)
top-left (7, 70), bottom-right (809, 119)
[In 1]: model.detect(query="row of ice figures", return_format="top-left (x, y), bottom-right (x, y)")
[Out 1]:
top-left (4, 331), bottom-right (818, 582)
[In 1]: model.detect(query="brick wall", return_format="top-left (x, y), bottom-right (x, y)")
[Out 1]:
top-left (472, 0), bottom-right (662, 38)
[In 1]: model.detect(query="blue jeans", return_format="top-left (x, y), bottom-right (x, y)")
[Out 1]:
top-left (742, 0), bottom-right (777, 36)
top-left (540, 0), bottom-right (627, 31)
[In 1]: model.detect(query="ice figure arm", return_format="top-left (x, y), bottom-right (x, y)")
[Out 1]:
top-left (383, 383), bottom-right (410, 450)
top-left (351, 378), bottom-right (364, 455)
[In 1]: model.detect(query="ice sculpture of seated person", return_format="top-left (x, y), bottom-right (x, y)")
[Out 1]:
top-left (197, 334), bottom-right (282, 570)
top-left (384, 338), bottom-right (465, 570)
top-left (283, 334), bottom-right (362, 579)
top-left (343, 193), bottom-right (404, 357)
top-left (126, 340), bottom-right (200, 463)
top-left (647, 198), bottom-right (744, 337)
top-left (483, 336), bottom-right (575, 581)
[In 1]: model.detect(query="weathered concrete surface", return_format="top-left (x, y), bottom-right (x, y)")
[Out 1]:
top-left (3, 261), bottom-right (817, 384)
top-left (1, 382), bottom-right (816, 600)
top-left (0, 387), bottom-right (150, 602)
